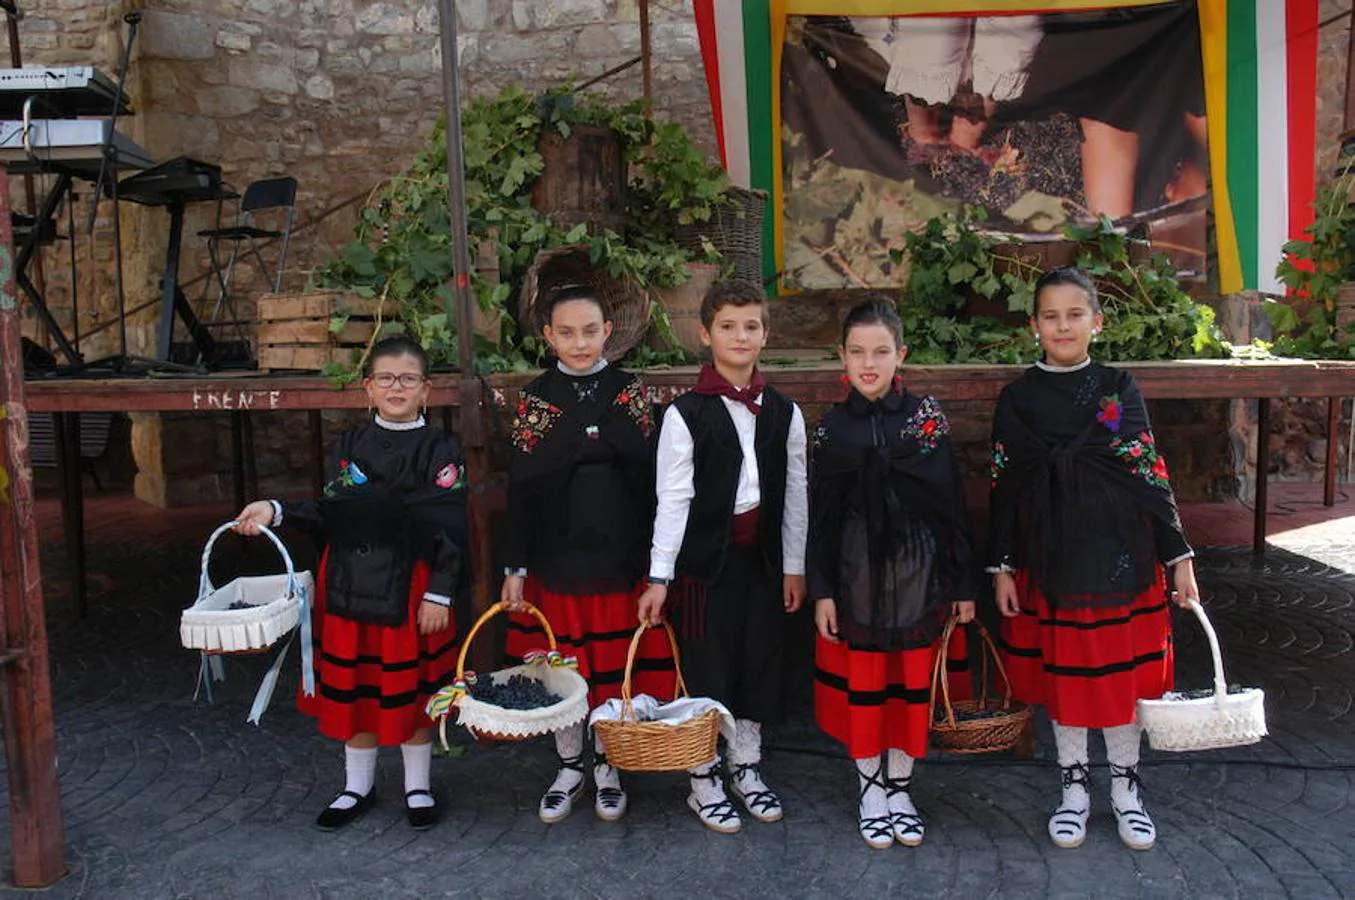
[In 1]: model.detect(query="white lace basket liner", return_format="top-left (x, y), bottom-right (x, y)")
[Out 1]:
top-left (1137, 599), bottom-right (1267, 752)
top-left (180, 521), bottom-right (315, 723)
top-left (426, 601), bottom-right (589, 748)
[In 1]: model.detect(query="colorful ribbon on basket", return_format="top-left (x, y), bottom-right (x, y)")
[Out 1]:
top-left (522, 648), bottom-right (579, 669)
top-left (425, 670), bottom-right (477, 720)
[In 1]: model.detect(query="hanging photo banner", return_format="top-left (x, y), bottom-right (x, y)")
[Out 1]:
top-left (694, 0), bottom-right (1319, 295)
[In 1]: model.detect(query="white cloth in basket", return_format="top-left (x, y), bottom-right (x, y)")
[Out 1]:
top-left (589, 695), bottom-right (738, 745)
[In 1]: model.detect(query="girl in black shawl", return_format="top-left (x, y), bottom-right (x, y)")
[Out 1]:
top-left (499, 286), bottom-right (672, 826)
top-left (235, 336), bottom-right (468, 832)
top-left (810, 300), bottom-right (979, 850)
top-left (989, 268), bottom-right (1200, 852)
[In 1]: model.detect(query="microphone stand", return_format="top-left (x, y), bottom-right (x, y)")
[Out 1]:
top-left (83, 13), bottom-right (195, 374)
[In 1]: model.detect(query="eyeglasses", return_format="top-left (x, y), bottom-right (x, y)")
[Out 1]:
top-left (369, 372), bottom-right (426, 389)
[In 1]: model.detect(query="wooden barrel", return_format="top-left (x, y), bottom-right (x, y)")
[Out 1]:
top-left (531, 124), bottom-right (626, 231)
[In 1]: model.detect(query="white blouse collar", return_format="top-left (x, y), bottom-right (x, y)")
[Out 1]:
top-left (1035, 356), bottom-right (1093, 373)
top-left (557, 358), bottom-right (609, 377)
top-left (375, 413), bottom-right (426, 431)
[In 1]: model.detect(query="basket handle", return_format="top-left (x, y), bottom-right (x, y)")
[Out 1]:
top-left (198, 520), bottom-right (299, 602)
top-left (618, 620), bottom-right (686, 722)
top-left (930, 616), bottom-right (1015, 728)
top-left (454, 600), bottom-right (557, 681)
top-left (1182, 598), bottom-right (1229, 700)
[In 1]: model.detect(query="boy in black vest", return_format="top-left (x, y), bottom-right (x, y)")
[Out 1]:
top-left (637, 279), bottom-right (809, 834)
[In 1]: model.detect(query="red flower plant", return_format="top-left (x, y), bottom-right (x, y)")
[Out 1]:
top-left (921, 419), bottom-right (938, 436)
top-left (1152, 456), bottom-right (1169, 480)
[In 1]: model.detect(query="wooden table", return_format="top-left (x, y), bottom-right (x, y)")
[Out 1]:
top-left (25, 358), bottom-right (1355, 610)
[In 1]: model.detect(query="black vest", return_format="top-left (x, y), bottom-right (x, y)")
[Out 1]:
top-left (671, 388), bottom-right (793, 584)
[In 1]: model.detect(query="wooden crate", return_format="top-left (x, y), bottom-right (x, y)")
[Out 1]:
top-left (255, 291), bottom-right (382, 372)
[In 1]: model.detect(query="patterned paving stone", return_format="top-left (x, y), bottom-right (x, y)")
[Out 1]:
top-left (1, 532), bottom-right (1353, 898)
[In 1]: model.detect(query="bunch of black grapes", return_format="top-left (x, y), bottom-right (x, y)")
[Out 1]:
top-left (470, 674), bottom-right (563, 710)
top-left (1005, 115), bottom-right (1084, 205)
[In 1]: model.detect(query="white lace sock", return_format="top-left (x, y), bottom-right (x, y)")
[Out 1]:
top-left (688, 757), bottom-right (728, 806)
top-left (856, 756), bottom-right (890, 820)
top-left (330, 745), bottom-right (378, 810)
top-left (593, 731), bottom-right (621, 791)
top-left (1104, 723), bottom-right (1155, 848)
top-left (1053, 721), bottom-right (1091, 810)
top-left (1103, 723), bottom-right (1143, 804)
top-left (728, 719), bottom-right (762, 766)
top-left (1048, 721), bottom-right (1091, 848)
top-left (885, 749), bottom-right (924, 845)
top-left (549, 723), bottom-right (586, 795)
top-left (401, 742), bottom-right (434, 809)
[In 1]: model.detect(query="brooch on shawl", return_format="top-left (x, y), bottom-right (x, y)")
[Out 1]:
top-left (1097, 394), bottom-right (1124, 433)
top-left (511, 394), bottom-right (563, 454)
top-left (900, 396), bottom-right (950, 454)
top-left (1111, 431), bottom-right (1170, 488)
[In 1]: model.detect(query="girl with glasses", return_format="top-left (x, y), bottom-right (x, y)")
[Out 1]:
top-left (234, 335), bottom-right (468, 832)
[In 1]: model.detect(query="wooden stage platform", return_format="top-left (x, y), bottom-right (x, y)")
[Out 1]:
top-left (20, 357), bottom-right (1355, 611)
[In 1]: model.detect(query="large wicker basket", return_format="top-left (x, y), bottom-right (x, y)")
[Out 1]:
top-left (427, 601), bottom-right (589, 748)
top-left (1137, 599), bottom-right (1267, 752)
top-left (672, 185), bottom-right (768, 290)
top-left (591, 622), bottom-right (722, 772)
top-left (930, 617), bottom-right (1032, 754)
top-left (519, 245), bottom-right (652, 361)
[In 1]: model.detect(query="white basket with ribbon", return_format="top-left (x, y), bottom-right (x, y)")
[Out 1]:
top-left (181, 521), bottom-right (316, 723)
top-left (1137, 599), bottom-right (1267, 752)
top-left (426, 601), bottom-right (589, 748)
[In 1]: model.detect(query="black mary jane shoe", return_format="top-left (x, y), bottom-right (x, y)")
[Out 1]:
top-left (405, 789), bottom-right (441, 830)
top-left (314, 790), bottom-right (374, 831)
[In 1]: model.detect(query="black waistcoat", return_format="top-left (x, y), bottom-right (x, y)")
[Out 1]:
top-left (672, 388), bottom-right (793, 584)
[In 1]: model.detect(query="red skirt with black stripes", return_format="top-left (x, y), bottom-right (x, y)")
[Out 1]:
top-left (999, 570), bottom-right (1173, 729)
top-left (296, 552), bottom-right (458, 746)
top-left (814, 629), bottom-right (971, 760)
top-left (504, 577), bottom-right (676, 709)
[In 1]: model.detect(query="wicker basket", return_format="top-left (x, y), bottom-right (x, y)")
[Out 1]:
top-left (180, 521), bottom-right (312, 654)
top-left (591, 622), bottom-right (722, 772)
top-left (930, 617), bottom-right (1032, 754)
top-left (1137, 599), bottom-right (1267, 752)
top-left (672, 185), bottom-right (768, 290)
top-left (519, 245), bottom-right (652, 361)
top-left (428, 601), bottom-right (589, 748)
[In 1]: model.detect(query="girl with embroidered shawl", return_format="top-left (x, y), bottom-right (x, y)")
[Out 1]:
top-left (501, 285), bottom-right (673, 825)
top-left (989, 267), bottom-right (1200, 852)
top-left (234, 335), bottom-right (468, 833)
top-left (810, 300), bottom-right (979, 850)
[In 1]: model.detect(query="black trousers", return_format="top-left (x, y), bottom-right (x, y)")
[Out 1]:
top-left (675, 545), bottom-right (786, 724)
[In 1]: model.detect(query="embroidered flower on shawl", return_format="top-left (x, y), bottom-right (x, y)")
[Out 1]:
top-left (511, 394), bottom-right (563, 454)
top-left (435, 463), bottom-right (465, 490)
top-left (1111, 431), bottom-right (1171, 488)
top-left (323, 459), bottom-right (369, 497)
top-left (1097, 394), bottom-right (1124, 433)
top-left (990, 441), bottom-right (1008, 488)
top-left (900, 396), bottom-right (949, 454)
top-left (614, 384), bottom-right (653, 437)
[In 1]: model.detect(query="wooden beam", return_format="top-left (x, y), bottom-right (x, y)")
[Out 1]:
top-left (21, 359), bottom-right (1355, 412)
top-left (640, 0), bottom-right (653, 101)
top-left (1346, 9), bottom-right (1355, 132)
top-left (0, 161), bottom-right (67, 887)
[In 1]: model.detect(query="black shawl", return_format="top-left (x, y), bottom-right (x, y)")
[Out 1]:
top-left (502, 365), bottom-right (656, 594)
top-left (988, 362), bottom-right (1191, 608)
top-left (809, 386), bottom-right (979, 650)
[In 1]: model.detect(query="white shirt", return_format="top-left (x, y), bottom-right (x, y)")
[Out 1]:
top-left (649, 394), bottom-right (808, 581)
